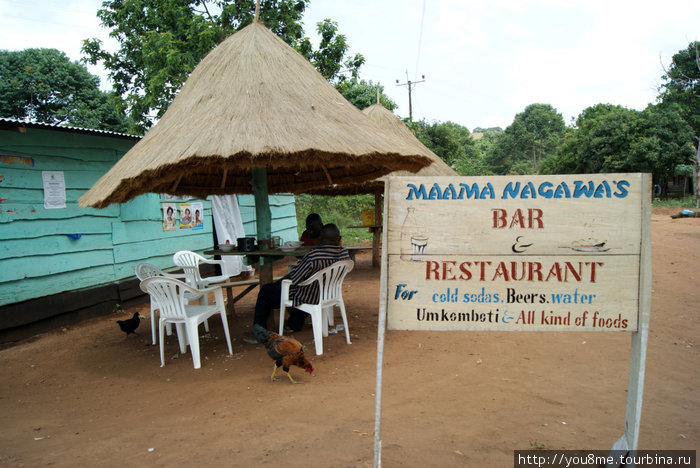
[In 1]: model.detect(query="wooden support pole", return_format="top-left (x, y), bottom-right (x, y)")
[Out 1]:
top-left (321, 164), bottom-right (334, 185)
top-left (608, 174), bottom-right (652, 465)
top-left (171, 174), bottom-right (183, 192)
top-left (374, 180), bottom-right (391, 467)
top-left (220, 168), bottom-right (228, 189)
top-left (251, 167), bottom-right (273, 285)
top-left (373, 190), bottom-right (383, 267)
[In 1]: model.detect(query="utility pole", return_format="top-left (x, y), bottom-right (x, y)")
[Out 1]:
top-left (396, 71), bottom-right (425, 121)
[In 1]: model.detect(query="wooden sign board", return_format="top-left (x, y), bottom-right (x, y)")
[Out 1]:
top-left (383, 173), bottom-right (650, 332)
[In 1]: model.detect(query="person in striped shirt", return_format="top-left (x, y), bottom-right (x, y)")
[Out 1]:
top-left (251, 223), bottom-right (350, 338)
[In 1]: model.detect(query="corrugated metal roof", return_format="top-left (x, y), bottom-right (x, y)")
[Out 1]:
top-left (0, 117), bottom-right (141, 140)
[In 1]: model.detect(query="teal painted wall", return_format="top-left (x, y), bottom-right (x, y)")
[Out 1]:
top-left (238, 194), bottom-right (299, 245)
top-left (0, 125), bottom-right (297, 308)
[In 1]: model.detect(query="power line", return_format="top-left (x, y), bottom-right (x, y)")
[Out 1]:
top-left (397, 0), bottom-right (428, 121)
top-left (414, 0), bottom-right (427, 81)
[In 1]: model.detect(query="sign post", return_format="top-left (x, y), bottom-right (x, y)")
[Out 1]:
top-left (374, 173), bottom-right (651, 467)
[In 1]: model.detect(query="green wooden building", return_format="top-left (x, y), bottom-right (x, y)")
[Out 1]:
top-left (0, 118), bottom-right (297, 343)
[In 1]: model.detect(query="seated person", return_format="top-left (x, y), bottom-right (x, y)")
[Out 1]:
top-left (300, 213), bottom-right (323, 246)
top-left (250, 223), bottom-right (349, 339)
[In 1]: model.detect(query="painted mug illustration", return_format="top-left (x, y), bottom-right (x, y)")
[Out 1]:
top-left (400, 207), bottom-right (428, 261)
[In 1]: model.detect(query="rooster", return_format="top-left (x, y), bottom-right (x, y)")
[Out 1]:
top-left (253, 324), bottom-right (314, 384)
top-left (116, 312), bottom-right (144, 337)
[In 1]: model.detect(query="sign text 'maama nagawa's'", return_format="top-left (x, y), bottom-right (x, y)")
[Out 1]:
top-left (405, 179), bottom-right (631, 201)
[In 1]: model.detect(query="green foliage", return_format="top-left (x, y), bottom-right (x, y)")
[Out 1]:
top-left (543, 103), bottom-right (694, 185)
top-left (336, 78), bottom-right (397, 111)
top-left (409, 119), bottom-right (483, 175)
top-left (0, 48), bottom-right (130, 132)
top-left (658, 41), bottom-right (700, 136)
top-left (295, 193), bottom-right (375, 245)
top-left (470, 132), bottom-right (500, 176)
top-left (83, 0), bottom-right (309, 134)
top-left (473, 127), bottom-right (503, 133)
top-left (675, 164), bottom-right (694, 178)
top-left (488, 103), bottom-right (566, 175)
top-left (652, 195), bottom-right (697, 208)
top-left (637, 104), bottom-right (695, 175)
top-left (83, 1), bottom-right (363, 134)
top-left (296, 19), bottom-right (364, 84)
top-left (454, 150), bottom-right (492, 176)
top-left (545, 103), bottom-right (636, 174)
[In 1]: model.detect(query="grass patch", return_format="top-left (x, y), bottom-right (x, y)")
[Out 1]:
top-left (653, 195), bottom-right (697, 208)
top-left (295, 194), bottom-right (378, 246)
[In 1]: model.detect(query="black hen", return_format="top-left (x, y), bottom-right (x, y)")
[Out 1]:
top-left (253, 323), bottom-right (314, 384)
top-left (116, 312), bottom-right (142, 336)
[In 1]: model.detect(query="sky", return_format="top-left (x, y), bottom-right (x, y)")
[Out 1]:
top-left (1, 0), bottom-right (699, 130)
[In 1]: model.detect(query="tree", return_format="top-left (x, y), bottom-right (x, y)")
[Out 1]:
top-left (471, 131), bottom-right (500, 176)
top-left (0, 48), bottom-right (130, 132)
top-left (633, 104), bottom-right (695, 186)
top-left (544, 104), bottom-right (635, 175)
top-left (296, 19), bottom-right (364, 84)
top-left (543, 103), bottom-right (694, 190)
top-left (658, 41), bottom-right (700, 206)
top-left (489, 103), bottom-right (566, 175)
top-left (335, 78), bottom-right (396, 111)
top-left (409, 119), bottom-right (479, 175)
top-left (659, 42), bottom-right (700, 135)
top-left (83, 1), bottom-right (365, 134)
top-left (473, 126), bottom-right (503, 134)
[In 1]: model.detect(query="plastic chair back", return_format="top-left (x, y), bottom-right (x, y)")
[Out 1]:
top-left (280, 259), bottom-right (354, 355)
top-left (173, 250), bottom-right (207, 288)
top-left (140, 277), bottom-right (190, 320)
top-left (312, 259), bottom-right (354, 305)
top-left (135, 263), bottom-right (166, 281)
top-left (135, 262), bottom-right (173, 344)
top-left (140, 276), bottom-right (232, 369)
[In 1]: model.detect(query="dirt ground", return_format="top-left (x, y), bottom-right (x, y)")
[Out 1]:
top-left (0, 207), bottom-right (698, 467)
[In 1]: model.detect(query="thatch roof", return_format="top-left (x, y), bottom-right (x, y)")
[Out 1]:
top-left (79, 21), bottom-right (433, 209)
top-left (308, 103), bottom-right (457, 195)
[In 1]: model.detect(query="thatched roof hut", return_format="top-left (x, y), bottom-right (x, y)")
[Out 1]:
top-left (309, 103), bottom-right (457, 195)
top-left (79, 21), bottom-right (432, 209)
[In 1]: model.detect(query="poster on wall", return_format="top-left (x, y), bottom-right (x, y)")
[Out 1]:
top-left (383, 173), bottom-right (649, 333)
top-left (162, 203), bottom-right (177, 231)
top-left (190, 202), bottom-right (204, 230)
top-left (179, 203), bottom-right (193, 229)
top-left (42, 171), bottom-right (66, 209)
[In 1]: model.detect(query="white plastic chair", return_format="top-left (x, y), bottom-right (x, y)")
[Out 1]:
top-left (172, 251), bottom-right (232, 290)
top-left (279, 259), bottom-right (354, 355)
top-left (135, 263), bottom-right (189, 344)
top-left (173, 251), bottom-right (234, 333)
top-left (140, 277), bottom-right (233, 369)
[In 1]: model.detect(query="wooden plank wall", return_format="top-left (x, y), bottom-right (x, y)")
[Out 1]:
top-left (110, 194), bottom-right (214, 279)
top-left (0, 126), bottom-right (298, 340)
top-left (0, 128), bottom-right (210, 330)
top-left (238, 194), bottom-right (299, 244)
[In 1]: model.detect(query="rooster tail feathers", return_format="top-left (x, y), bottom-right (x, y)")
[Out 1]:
top-left (252, 323), bottom-right (271, 344)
